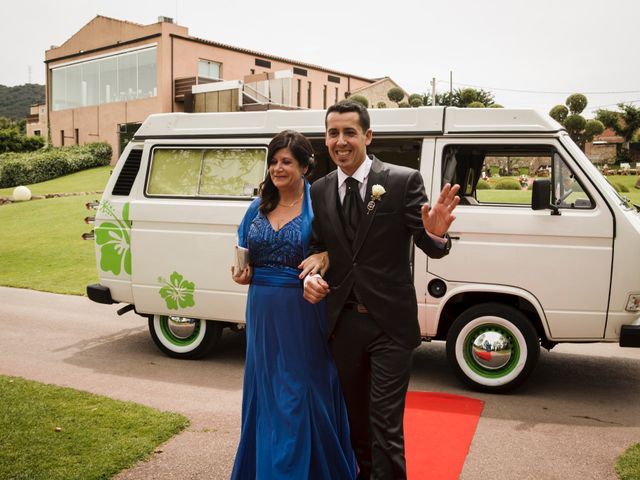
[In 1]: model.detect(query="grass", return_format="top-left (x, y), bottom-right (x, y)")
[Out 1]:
top-left (477, 175), bottom-right (640, 205)
top-left (616, 444), bottom-right (640, 480)
top-left (0, 165), bottom-right (111, 197)
top-left (0, 375), bottom-right (189, 480)
top-left (0, 194), bottom-right (99, 295)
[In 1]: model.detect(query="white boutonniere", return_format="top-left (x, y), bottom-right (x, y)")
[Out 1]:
top-left (366, 184), bottom-right (386, 214)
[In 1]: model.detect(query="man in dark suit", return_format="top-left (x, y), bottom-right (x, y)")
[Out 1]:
top-left (303, 100), bottom-right (459, 479)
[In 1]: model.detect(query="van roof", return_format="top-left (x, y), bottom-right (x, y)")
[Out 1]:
top-left (133, 107), bottom-right (563, 140)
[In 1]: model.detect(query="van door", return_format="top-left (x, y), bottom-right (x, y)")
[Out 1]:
top-left (128, 142), bottom-right (267, 323)
top-left (428, 138), bottom-right (614, 339)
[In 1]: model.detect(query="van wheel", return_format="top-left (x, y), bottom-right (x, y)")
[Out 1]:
top-left (148, 315), bottom-right (223, 359)
top-left (446, 303), bottom-right (540, 393)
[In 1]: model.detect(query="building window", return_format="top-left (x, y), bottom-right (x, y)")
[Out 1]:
top-left (335, 87), bottom-right (339, 104)
top-left (75, 128), bottom-right (79, 145)
top-left (51, 46), bottom-right (157, 111)
top-left (60, 130), bottom-right (65, 146)
top-left (328, 75), bottom-right (341, 84)
top-left (255, 58), bottom-right (271, 68)
top-left (297, 79), bottom-right (301, 107)
top-left (323, 85), bottom-right (327, 109)
top-left (307, 81), bottom-right (312, 108)
top-left (293, 67), bottom-right (308, 76)
top-left (198, 59), bottom-right (221, 80)
top-left (118, 122), bottom-right (141, 156)
top-left (34, 130), bottom-right (41, 136)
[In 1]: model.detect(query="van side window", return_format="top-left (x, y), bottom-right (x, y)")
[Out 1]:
top-left (146, 147), bottom-right (266, 197)
top-left (441, 145), bottom-right (593, 209)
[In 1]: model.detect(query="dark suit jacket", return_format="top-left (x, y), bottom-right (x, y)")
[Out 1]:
top-left (309, 156), bottom-right (449, 349)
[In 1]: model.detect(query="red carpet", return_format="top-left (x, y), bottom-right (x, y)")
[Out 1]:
top-left (404, 391), bottom-right (484, 479)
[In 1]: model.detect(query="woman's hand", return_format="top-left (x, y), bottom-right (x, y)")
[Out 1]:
top-left (298, 251), bottom-right (329, 279)
top-left (231, 265), bottom-right (252, 285)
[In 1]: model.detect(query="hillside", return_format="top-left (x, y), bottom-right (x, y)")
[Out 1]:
top-left (0, 84), bottom-right (45, 120)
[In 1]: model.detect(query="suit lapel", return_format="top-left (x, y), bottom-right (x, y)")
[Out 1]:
top-left (352, 156), bottom-right (389, 258)
top-left (323, 171), bottom-right (352, 255)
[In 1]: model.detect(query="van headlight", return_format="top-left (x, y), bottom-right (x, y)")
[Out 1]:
top-left (626, 294), bottom-right (640, 312)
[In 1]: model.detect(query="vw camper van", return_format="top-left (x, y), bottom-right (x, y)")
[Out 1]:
top-left (86, 107), bottom-right (640, 392)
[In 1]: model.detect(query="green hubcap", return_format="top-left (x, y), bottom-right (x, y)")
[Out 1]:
top-left (463, 323), bottom-right (520, 379)
top-left (159, 316), bottom-right (201, 346)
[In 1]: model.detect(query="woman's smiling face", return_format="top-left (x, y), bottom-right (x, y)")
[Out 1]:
top-left (269, 147), bottom-right (307, 192)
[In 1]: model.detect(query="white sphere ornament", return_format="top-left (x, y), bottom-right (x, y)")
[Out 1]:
top-left (12, 186), bottom-right (32, 201)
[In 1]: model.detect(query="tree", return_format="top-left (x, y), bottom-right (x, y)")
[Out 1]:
top-left (595, 103), bottom-right (640, 162)
top-left (387, 87), bottom-right (405, 107)
top-left (348, 95), bottom-right (369, 108)
top-left (376, 101), bottom-right (387, 109)
top-left (467, 101), bottom-right (485, 108)
top-left (423, 87), bottom-right (497, 108)
top-left (549, 94), bottom-right (604, 150)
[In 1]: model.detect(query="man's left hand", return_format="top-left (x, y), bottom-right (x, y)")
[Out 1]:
top-left (421, 183), bottom-right (460, 237)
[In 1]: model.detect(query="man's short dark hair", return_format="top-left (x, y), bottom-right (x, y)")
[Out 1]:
top-left (325, 100), bottom-right (370, 132)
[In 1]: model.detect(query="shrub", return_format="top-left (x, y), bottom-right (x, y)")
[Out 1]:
top-left (376, 101), bottom-right (387, 109)
top-left (398, 102), bottom-right (410, 108)
top-left (409, 97), bottom-right (423, 108)
top-left (467, 101), bottom-right (485, 108)
top-left (349, 95), bottom-right (369, 108)
top-left (408, 93), bottom-right (424, 106)
top-left (494, 178), bottom-right (522, 190)
top-left (0, 128), bottom-right (45, 153)
top-left (612, 181), bottom-right (630, 193)
top-left (476, 180), bottom-right (491, 190)
top-left (0, 142), bottom-right (112, 188)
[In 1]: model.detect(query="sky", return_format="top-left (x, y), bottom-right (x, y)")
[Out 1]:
top-left (1, 0), bottom-right (638, 117)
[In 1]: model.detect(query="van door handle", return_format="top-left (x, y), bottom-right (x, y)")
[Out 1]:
top-left (449, 235), bottom-right (460, 240)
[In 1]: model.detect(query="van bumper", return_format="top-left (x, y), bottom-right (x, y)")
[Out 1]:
top-left (87, 283), bottom-right (115, 304)
top-left (620, 325), bottom-right (640, 347)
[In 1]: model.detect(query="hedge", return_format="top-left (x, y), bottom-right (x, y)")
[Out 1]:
top-left (0, 142), bottom-right (112, 188)
top-left (494, 178), bottom-right (522, 190)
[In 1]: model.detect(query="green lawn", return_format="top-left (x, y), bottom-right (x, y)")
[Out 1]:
top-left (0, 194), bottom-right (99, 295)
top-left (0, 375), bottom-right (189, 480)
top-left (617, 443), bottom-right (640, 480)
top-left (0, 165), bottom-right (111, 197)
top-left (477, 175), bottom-right (640, 205)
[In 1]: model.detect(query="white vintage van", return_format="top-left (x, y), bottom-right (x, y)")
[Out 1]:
top-left (86, 107), bottom-right (640, 392)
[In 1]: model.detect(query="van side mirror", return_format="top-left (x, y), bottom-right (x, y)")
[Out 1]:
top-left (531, 179), bottom-right (560, 215)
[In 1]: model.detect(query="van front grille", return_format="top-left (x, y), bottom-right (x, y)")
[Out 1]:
top-left (112, 149), bottom-right (142, 196)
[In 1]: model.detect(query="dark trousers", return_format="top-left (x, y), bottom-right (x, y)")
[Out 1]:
top-left (330, 308), bottom-right (413, 480)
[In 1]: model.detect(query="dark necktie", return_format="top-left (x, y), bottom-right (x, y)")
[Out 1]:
top-left (342, 177), bottom-right (363, 244)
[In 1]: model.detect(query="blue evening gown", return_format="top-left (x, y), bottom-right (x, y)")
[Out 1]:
top-left (230, 212), bottom-right (356, 480)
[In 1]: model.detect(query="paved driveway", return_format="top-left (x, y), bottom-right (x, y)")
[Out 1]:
top-left (1, 286), bottom-right (639, 479)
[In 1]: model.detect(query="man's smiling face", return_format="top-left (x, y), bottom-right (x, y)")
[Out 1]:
top-left (325, 111), bottom-right (372, 176)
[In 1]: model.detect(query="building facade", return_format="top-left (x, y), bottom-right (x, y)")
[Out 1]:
top-left (37, 16), bottom-right (375, 162)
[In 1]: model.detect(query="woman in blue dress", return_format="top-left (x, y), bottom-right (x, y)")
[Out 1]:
top-left (230, 130), bottom-right (356, 479)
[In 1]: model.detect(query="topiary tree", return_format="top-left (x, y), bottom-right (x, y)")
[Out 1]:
top-left (408, 93), bottom-right (424, 106)
top-left (467, 101), bottom-right (485, 108)
top-left (549, 105), bottom-right (569, 124)
top-left (549, 94), bottom-right (604, 151)
top-left (398, 102), bottom-right (410, 108)
top-left (387, 87), bottom-right (405, 107)
top-left (566, 94), bottom-right (588, 115)
top-left (376, 101), bottom-right (387, 109)
top-left (488, 104), bottom-right (504, 108)
top-left (348, 95), bottom-right (369, 108)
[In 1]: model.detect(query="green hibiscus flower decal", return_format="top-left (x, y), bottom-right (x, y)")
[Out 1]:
top-left (159, 271), bottom-right (196, 310)
top-left (95, 201), bottom-right (132, 276)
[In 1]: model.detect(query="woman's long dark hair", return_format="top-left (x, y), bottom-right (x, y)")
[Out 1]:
top-left (260, 130), bottom-right (315, 214)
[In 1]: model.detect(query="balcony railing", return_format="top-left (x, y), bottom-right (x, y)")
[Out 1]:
top-left (174, 76), bottom-right (219, 102)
